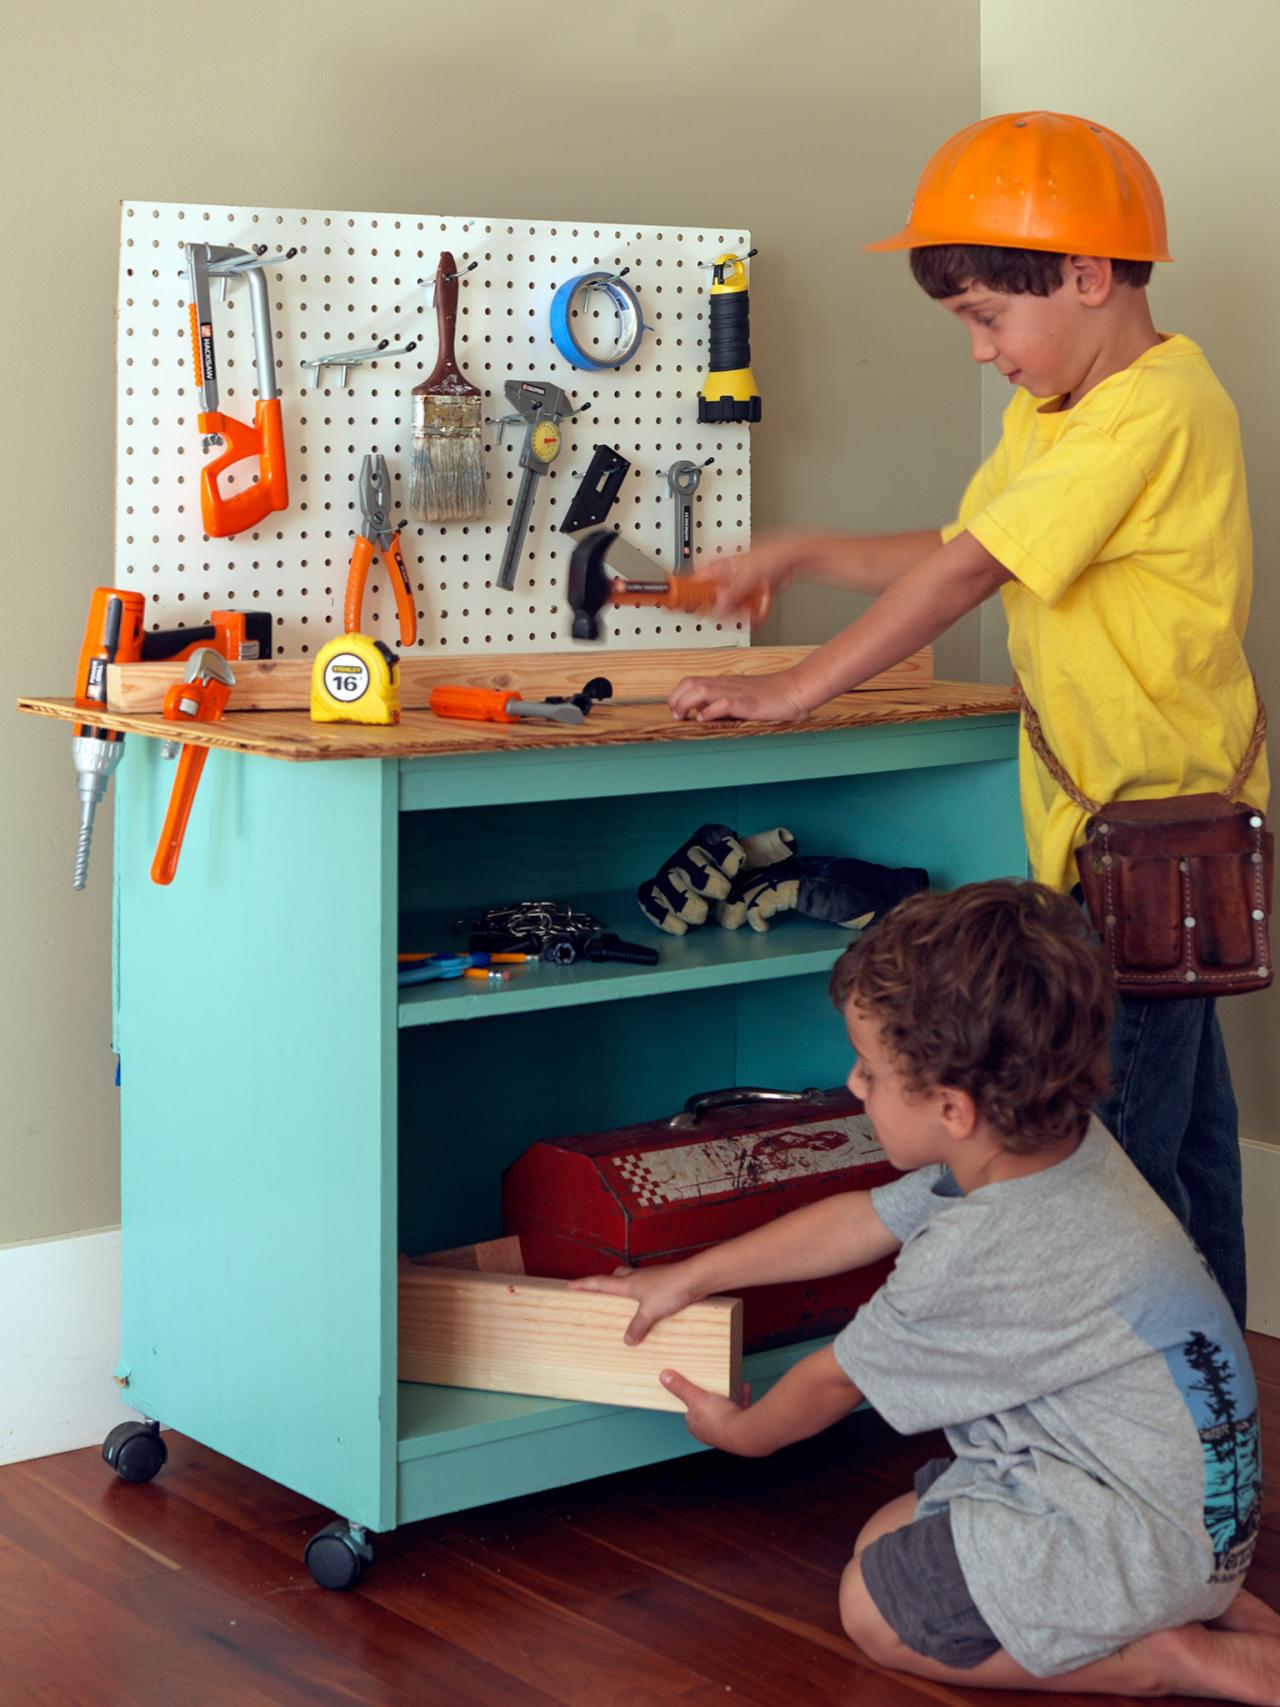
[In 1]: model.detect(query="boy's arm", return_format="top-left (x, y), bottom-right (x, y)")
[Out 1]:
top-left (662, 1343), bottom-right (863, 1457)
top-left (669, 530), bottom-right (1012, 724)
top-left (569, 1189), bottom-right (900, 1344)
top-left (707, 528), bottom-right (946, 610)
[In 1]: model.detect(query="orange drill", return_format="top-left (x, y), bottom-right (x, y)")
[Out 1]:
top-left (71, 589), bottom-right (147, 890)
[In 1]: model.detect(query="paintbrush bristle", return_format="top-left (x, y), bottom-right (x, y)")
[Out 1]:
top-left (408, 394), bottom-right (487, 522)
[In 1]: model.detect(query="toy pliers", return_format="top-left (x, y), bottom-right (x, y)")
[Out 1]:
top-left (345, 454), bottom-right (418, 646)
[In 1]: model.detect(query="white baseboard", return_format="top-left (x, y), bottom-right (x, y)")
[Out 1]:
top-left (1243, 1139), bottom-right (1280, 1337)
top-left (0, 1226), bottom-right (127, 1466)
top-left (2, 1157), bottom-right (1278, 1470)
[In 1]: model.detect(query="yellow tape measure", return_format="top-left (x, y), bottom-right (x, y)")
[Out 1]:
top-left (310, 634), bottom-right (401, 725)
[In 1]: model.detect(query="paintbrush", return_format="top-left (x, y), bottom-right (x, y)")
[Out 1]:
top-left (407, 252), bottom-right (486, 522)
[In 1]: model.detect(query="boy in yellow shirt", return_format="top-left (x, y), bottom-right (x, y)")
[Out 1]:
top-left (670, 111), bottom-right (1269, 1326)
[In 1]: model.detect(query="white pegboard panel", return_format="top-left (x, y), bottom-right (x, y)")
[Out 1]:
top-left (116, 201), bottom-right (754, 658)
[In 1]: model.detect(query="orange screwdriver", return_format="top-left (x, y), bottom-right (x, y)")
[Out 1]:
top-left (429, 685), bottom-right (586, 726)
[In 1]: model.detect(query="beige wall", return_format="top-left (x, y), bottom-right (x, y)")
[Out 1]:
top-left (979, 0), bottom-right (1280, 1145)
top-left (1, 0), bottom-right (980, 1242)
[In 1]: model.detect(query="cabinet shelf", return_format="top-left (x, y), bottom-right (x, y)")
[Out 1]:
top-left (397, 890), bottom-right (860, 1028)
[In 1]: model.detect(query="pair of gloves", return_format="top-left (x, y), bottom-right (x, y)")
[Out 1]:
top-left (636, 823), bottom-right (929, 937)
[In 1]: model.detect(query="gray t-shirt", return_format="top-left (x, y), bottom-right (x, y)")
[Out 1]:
top-left (833, 1119), bottom-right (1261, 1678)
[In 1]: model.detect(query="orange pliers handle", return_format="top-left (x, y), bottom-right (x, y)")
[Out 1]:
top-left (611, 572), bottom-right (771, 626)
top-left (429, 685), bottom-right (522, 723)
top-left (345, 531), bottom-right (418, 647)
top-left (151, 673), bottom-right (234, 886)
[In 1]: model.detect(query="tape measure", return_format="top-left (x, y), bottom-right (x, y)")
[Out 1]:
top-left (310, 633), bottom-right (401, 725)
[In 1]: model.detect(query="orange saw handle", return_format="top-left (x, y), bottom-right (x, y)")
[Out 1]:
top-left (429, 685), bottom-right (521, 723)
top-left (611, 572), bottom-right (771, 626)
top-left (198, 397), bottom-right (288, 538)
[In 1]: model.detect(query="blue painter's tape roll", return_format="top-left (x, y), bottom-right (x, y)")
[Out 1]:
top-left (549, 272), bottom-right (647, 371)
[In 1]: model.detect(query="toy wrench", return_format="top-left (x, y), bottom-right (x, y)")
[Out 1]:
top-left (150, 649), bottom-right (235, 886)
top-left (345, 454), bottom-right (417, 646)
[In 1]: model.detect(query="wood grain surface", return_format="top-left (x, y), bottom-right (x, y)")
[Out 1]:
top-left (103, 645), bottom-right (934, 714)
top-left (398, 1267), bottom-right (743, 1411)
top-left (19, 676), bottom-right (1015, 764)
top-left (2, 1329), bottom-right (1274, 1706)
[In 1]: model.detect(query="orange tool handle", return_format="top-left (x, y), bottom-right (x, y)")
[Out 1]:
top-left (151, 744), bottom-right (210, 885)
top-left (344, 534), bottom-right (374, 633)
top-left (73, 587), bottom-right (147, 737)
top-left (611, 574), bottom-right (771, 626)
top-left (151, 674), bottom-right (233, 884)
top-left (198, 397), bottom-right (288, 538)
top-left (385, 534), bottom-right (418, 647)
top-left (429, 685), bottom-right (520, 723)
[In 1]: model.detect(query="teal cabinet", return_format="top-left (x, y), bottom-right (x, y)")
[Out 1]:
top-left (109, 707), bottom-right (1021, 1550)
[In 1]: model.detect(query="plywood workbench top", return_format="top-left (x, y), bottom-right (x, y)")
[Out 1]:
top-left (18, 645), bottom-right (1015, 762)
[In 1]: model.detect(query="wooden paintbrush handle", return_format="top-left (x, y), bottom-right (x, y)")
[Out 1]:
top-left (420, 251), bottom-right (478, 396)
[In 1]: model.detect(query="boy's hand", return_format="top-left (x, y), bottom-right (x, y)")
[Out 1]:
top-left (660, 1369), bottom-right (759, 1454)
top-left (566, 1263), bottom-right (698, 1345)
top-left (668, 669), bottom-right (810, 724)
top-left (703, 534), bottom-right (802, 619)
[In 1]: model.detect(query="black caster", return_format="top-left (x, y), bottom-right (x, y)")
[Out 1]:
top-left (305, 1520), bottom-right (374, 1590)
top-left (102, 1419), bottom-right (168, 1484)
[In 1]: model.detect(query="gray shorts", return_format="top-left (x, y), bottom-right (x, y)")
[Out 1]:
top-left (859, 1456), bottom-right (1000, 1671)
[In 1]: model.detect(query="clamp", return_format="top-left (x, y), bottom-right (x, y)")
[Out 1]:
top-left (345, 454), bottom-right (417, 646)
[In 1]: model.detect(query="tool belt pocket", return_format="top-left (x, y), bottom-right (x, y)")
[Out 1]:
top-left (1015, 675), bottom-right (1272, 1000)
top-left (1075, 796), bottom-right (1273, 997)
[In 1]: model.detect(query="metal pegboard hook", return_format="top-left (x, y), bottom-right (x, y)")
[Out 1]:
top-left (698, 246), bottom-right (758, 282)
top-left (423, 259), bottom-right (479, 305)
top-left (299, 335), bottom-right (419, 390)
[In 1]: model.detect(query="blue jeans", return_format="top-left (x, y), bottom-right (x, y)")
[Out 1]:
top-left (1096, 995), bottom-right (1246, 1327)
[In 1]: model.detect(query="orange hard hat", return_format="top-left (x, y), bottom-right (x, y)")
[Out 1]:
top-left (867, 111), bottom-right (1171, 262)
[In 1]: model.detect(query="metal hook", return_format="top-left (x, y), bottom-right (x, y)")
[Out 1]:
top-left (299, 336), bottom-right (419, 390)
top-left (423, 259), bottom-right (479, 305)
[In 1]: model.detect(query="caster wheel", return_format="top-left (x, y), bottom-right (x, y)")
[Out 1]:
top-left (305, 1520), bottom-right (374, 1590)
top-left (102, 1420), bottom-right (168, 1484)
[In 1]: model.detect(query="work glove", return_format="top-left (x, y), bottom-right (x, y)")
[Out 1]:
top-left (636, 825), bottom-right (796, 935)
top-left (716, 854), bottom-right (928, 933)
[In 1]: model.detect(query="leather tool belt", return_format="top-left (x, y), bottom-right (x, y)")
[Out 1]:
top-left (1016, 678), bottom-right (1272, 999)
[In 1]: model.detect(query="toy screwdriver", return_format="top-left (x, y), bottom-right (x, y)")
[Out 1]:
top-left (429, 685), bottom-right (586, 726)
top-left (345, 453), bottom-right (417, 646)
top-left (150, 649), bottom-right (235, 885)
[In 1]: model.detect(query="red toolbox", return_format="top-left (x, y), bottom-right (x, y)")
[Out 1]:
top-left (502, 1088), bottom-right (901, 1353)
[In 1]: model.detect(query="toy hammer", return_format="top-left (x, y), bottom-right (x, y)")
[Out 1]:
top-left (566, 530), bottom-right (770, 641)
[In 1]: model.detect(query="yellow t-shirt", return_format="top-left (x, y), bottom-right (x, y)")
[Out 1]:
top-left (944, 333), bottom-right (1268, 893)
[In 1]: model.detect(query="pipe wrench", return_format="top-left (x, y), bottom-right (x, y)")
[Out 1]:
top-left (150, 650), bottom-right (235, 886)
top-left (345, 454), bottom-right (417, 646)
top-left (495, 381), bottom-right (577, 591)
top-left (185, 243), bottom-right (294, 538)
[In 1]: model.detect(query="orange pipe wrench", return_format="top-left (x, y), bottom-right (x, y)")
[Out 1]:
top-left (345, 453), bottom-right (417, 646)
top-left (185, 242), bottom-right (295, 538)
top-left (150, 650), bottom-right (235, 886)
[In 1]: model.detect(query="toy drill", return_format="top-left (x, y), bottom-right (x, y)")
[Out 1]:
top-left (698, 251), bottom-right (761, 424)
top-left (70, 588), bottom-right (272, 890)
top-left (185, 242), bottom-right (296, 538)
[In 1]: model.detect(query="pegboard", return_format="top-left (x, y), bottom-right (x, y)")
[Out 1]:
top-left (116, 201), bottom-right (755, 658)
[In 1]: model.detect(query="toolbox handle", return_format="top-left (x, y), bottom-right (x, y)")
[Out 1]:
top-left (669, 1086), bottom-right (823, 1130)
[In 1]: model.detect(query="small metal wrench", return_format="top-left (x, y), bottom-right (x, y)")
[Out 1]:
top-left (664, 459), bottom-right (711, 574)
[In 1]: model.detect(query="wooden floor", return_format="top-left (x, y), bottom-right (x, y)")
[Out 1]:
top-left (2, 1332), bottom-right (1276, 1707)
